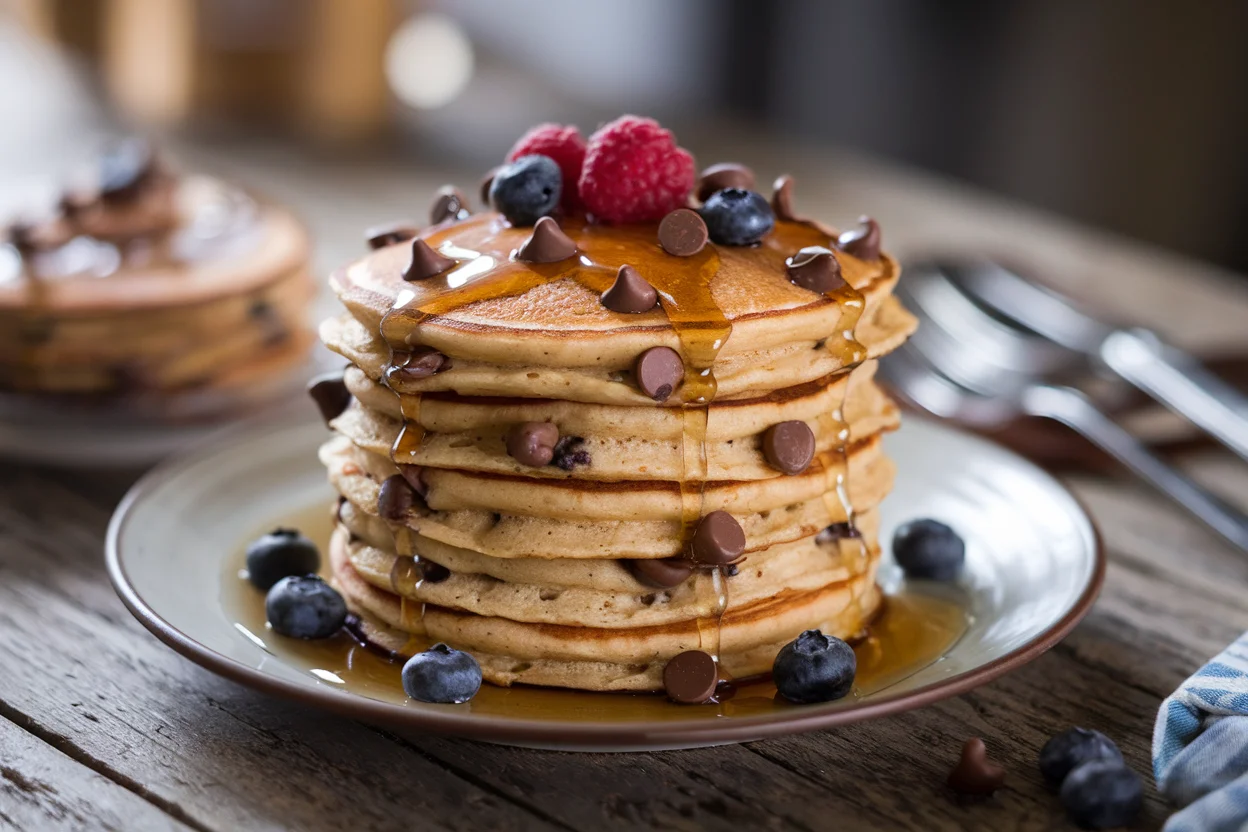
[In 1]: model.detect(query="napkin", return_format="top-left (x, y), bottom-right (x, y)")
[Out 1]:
top-left (1153, 632), bottom-right (1248, 831)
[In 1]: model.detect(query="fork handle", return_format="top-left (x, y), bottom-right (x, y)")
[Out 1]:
top-left (1022, 384), bottom-right (1248, 553)
top-left (1098, 328), bottom-right (1248, 462)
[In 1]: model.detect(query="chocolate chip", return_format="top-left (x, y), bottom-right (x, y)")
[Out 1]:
top-left (947, 738), bottom-right (1006, 795)
top-left (625, 557), bottom-right (694, 588)
top-left (398, 464), bottom-right (428, 497)
top-left (771, 174), bottom-right (799, 221)
top-left (696, 163), bottom-right (755, 202)
top-left (690, 511), bottom-right (746, 565)
top-left (430, 185), bottom-right (470, 225)
top-left (387, 348), bottom-right (451, 382)
top-left (663, 650), bottom-right (719, 704)
top-left (816, 522), bottom-right (860, 544)
top-left (480, 166), bottom-right (500, 207)
top-left (307, 370), bottom-right (352, 424)
top-left (838, 216), bottom-right (881, 261)
top-left (762, 420), bottom-right (816, 475)
top-left (403, 238), bottom-right (456, 281)
top-left (658, 208), bottom-right (708, 257)
top-left (506, 422), bottom-right (559, 467)
top-left (634, 346), bottom-right (683, 402)
top-left (377, 474), bottom-right (416, 521)
top-left (99, 138), bottom-right (159, 203)
top-left (723, 563), bottom-right (740, 577)
top-left (551, 436), bottom-right (591, 470)
top-left (786, 246), bottom-right (846, 294)
top-left (421, 559), bottom-right (451, 583)
top-left (516, 216), bottom-right (577, 263)
top-left (601, 264), bottom-right (658, 314)
top-left (366, 220), bottom-right (420, 250)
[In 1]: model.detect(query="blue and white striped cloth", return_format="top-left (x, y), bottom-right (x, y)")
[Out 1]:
top-left (1153, 632), bottom-right (1248, 832)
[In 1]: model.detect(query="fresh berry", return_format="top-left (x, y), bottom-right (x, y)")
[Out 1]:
top-left (506, 123), bottom-right (586, 211)
top-left (892, 518), bottom-right (965, 581)
top-left (265, 575), bottom-right (347, 639)
top-left (245, 528), bottom-right (321, 591)
top-left (773, 629), bottom-right (856, 704)
top-left (699, 188), bottom-right (774, 246)
top-left (401, 643), bottom-right (482, 703)
top-left (578, 116), bottom-right (695, 223)
top-left (489, 155), bottom-right (562, 226)
top-left (1039, 727), bottom-right (1124, 785)
top-left (1059, 761), bottom-right (1143, 830)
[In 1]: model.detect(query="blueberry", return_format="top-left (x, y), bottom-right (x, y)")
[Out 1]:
top-left (265, 576), bottom-right (347, 639)
top-left (245, 528), bottom-right (321, 591)
top-left (1039, 727), bottom-right (1124, 785)
top-left (489, 155), bottom-right (562, 226)
top-left (401, 643), bottom-right (482, 704)
top-left (773, 629), bottom-right (856, 704)
top-left (699, 188), bottom-right (774, 246)
top-left (892, 518), bottom-right (965, 581)
top-left (1059, 761), bottom-right (1143, 830)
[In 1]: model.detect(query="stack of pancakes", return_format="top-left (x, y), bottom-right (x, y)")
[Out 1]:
top-left (319, 192), bottom-right (916, 692)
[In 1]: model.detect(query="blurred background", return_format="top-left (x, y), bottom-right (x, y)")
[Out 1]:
top-left (4, 0), bottom-right (1247, 274)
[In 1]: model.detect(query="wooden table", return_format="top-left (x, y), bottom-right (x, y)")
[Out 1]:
top-left (4, 135), bottom-right (1248, 831)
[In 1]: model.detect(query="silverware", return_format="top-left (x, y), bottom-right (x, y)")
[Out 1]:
top-left (944, 259), bottom-right (1248, 462)
top-left (885, 264), bottom-right (1248, 553)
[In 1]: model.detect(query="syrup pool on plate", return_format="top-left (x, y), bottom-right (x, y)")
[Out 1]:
top-left (221, 503), bottom-right (971, 721)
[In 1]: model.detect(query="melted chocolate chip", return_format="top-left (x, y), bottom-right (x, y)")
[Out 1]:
top-left (403, 238), bottom-right (456, 281)
top-left (365, 220), bottom-right (420, 250)
top-left (816, 522), bottom-right (860, 544)
top-left (551, 435), bottom-right (591, 471)
top-left (307, 370), bottom-right (352, 424)
top-left (696, 163), bottom-right (756, 202)
top-left (723, 563), bottom-right (740, 577)
top-left (947, 738), bottom-right (1006, 795)
top-left (690, 511), bottom-right (746, 565)
top-left (664, 650), bottom-right (719, 704)
top-left (762, 420), bottom-right (816, 475)
top-left (387, 348), bottom-right (451, 382)
top-left (506, 421), bottom-right (559, 467)
top-left (658, 208), bottom-right (708, 257)
top-left (786, 246), bottom-right (846, 294)
top-left (771, 174), bottom-right (799, 221)
top-left (634, 346), bottom-right (683, 402)
top-left (430, 185), bottom-right (470, 225)
top-left (838, 216), bottom-right (881, 261)
top-left (626, 557), bottom-right (694, 588)
top-left (377, 474), bottom-right (416, 521)
top-left (601, 264), bottom-right (658, 314)
top-left (421, 560), bottom-right (451, 583)
top-left (398, 464), bottom-right (427, 497)
top-left (516, 217), bottom-right (577, 263)
top-left (480, 166), bottom-right (500, 207)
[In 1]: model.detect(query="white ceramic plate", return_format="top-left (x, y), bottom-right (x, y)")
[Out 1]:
top-left (106, 415), bottom-right (1103, 751)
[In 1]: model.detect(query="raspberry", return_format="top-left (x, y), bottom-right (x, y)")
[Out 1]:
top-left (578, 116), bottom-right (695, 224)
top-left (506, 123), bottom-right (586, 211)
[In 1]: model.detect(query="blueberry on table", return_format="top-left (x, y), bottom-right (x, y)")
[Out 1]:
top-left (402, 643), bottom-right (483, 704)
top-left (1039, 727), bottom-right (1124, 785)
top-left (1059, 761), bottom-right (1143, 830)
top-left (489, 154), bottom-right (562, 226)
top-left (699, 188), bottom-right (775, 246)
top-left (892, 518), bottom-right (965, 581)
top-left (245, 528), bottom-right (321, 591)
top-left (773, 629), bottom-right (856, 704)
top-left (265, 576), bottom-right (347, 640)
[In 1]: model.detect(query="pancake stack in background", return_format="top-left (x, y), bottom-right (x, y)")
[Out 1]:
top-left (313, 117), bottom-right (916, 694)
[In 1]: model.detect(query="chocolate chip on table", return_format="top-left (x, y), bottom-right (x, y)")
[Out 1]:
top-left (771, 174), bottom-right (799, 221)
top-left (663, 650), bottom-right (719, 704)
top-left (601, 264), bottom-right (658, 313)
top-left (387, 347), bottom-right (451, 382)
top-left (377, 474), bottom-right (416, 520)
top-left (625, 557), bottom-right (694, 588)
top-left (786, 246), bottom-right (846, 294)
top-left (506, 421), bottom-right (560, 467)
top-left (838, 216), bottom-right (881, 261)
top-left (365, 220), bottom-right (420, 250)
top-left (430, 184), bottom-right (470, 225)
top-left (516, 216), bottom-right (577, 263)
top-left (634, 346), bottom-right (683, 402)
top-left (307, 370), bottom-right (352, 425)
top-left (658, 208), bottom-right (709, 257)
top-left (551, 435), bottom-right (591, 470)
top-left (947, 737), bottom-right (1007, 795)
top-left (403, 238), bottom-right (456, 281)
top-left (696, 163), bottom-right (756, 202)
top-left (690, 510), bottom-right (746, 565)
top-left (762, 420), bottom-right (816, 475)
